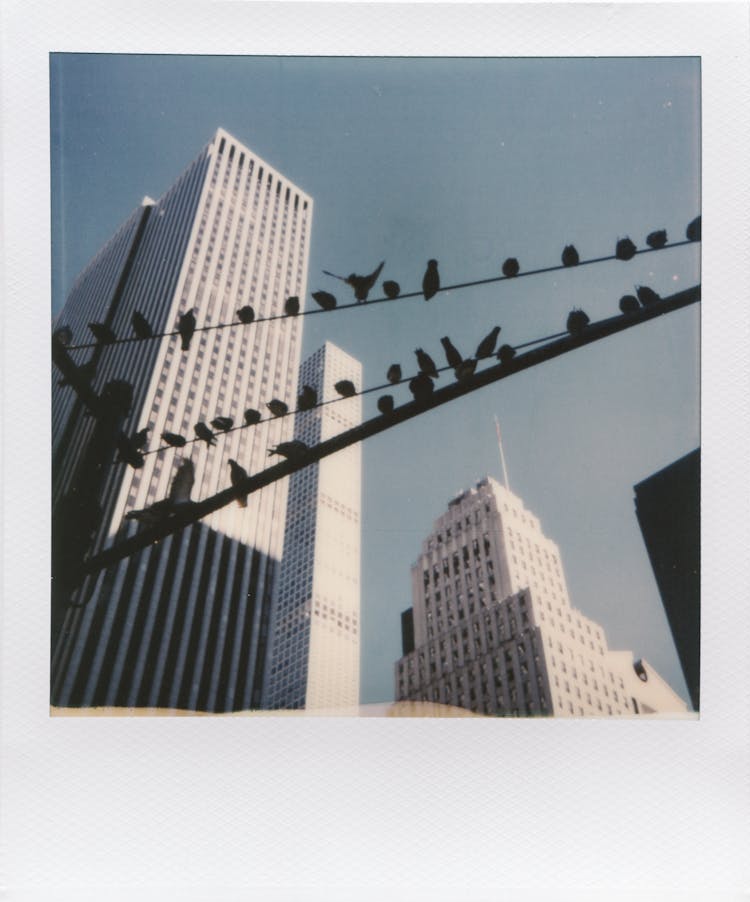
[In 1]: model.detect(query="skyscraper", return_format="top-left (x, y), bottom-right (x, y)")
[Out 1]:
top-left (51, 128), bottom-right (313, 711)
top-left (396, 476), bottom-right (688, 717)
top-left (263, 342), bottom-right (362, 710)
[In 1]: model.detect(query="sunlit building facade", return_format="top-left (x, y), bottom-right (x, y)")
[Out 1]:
top-left (51, 128), bottom-right (313, 710)
top-left (263, 342), bottom-right (362, 710)
top-left (396, 477), bottom-right (687, 717)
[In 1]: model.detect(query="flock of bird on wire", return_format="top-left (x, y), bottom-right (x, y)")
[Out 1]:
top-left (54, 216), bottom-right (701, 523)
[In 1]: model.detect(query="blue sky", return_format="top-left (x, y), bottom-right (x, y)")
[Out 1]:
top-left (51, 54), bottom-right (700, 706)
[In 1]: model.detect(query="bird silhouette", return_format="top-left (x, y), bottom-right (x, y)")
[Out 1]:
top-left (646, 229), bottom-right (668, 249)
top-left (386, 364), bottom-right (402, 384)
top-left (686, 216), bottom-right (701, 242)
top-left (53, 326), bottom-right (73, 346)
top-left (237, 305), bottom-right (255, 324)
top-left (475, 326), bottom-right (501, 359)
top-left (502, 258), bottom-right (520, 278)
top-left (178, 310), bottom-right (196, 350)
top-left (169, 459), bottom-right (195, 505)
top-left (228, 459), bottom-right (249, 508)
top-left (334, 379), bottom-right (357, 398)
top-left (377, 394), bottom-right (395, 415)
top-left (266, 399), bottom-right (288, 417)
top-left (422, 259), bottom-right (440, 300)
top-left (615, 237), bottom-right (637, 261)
top-left (297, 385), bottom-right (317, 411)
top-left (284, 295), bottom-right (300, 316)
top-left (194, 422), bottom-right (216, 446)
top-left (323, 261), bottom-right (385, 302)
top-left (126, 459), bottom-right (194, 524)
top-left (162, 431), bottom-right (187, 448)
top-left (383, 280), bottom-right (400, 299)
top-left (211, 416), bottom-right (234, 432)
top-left (131, 311), bottom-right (153, 339)
top-left (88, 322), bottom-right (117, 345)
top-left (454, 359), bottom-right (477, 383)
top-left (561, 245), bottom-right (580, 267)
top-left (312, 290), bottom-right (337, 311)
top-left (497, 344), bottom-right (516, 364)
top-left (116, 434), bottom-right (145, 469)
top-left (269, 440), bottom-right (308, 459)
top-left (440, 337), bottom-right (463, 369)
top-left (132, 427), bottom-right (149, 450)
top-left (415, 348), bottom-right (439, 379)
top-left (635, 285), bottom-right (661, 306)
top-left (57, 360), bottom-right (96, 386)
top-left (619, 294), bottom-right (641, 314)
top-left (409, 373), bottom-right (435, 403)
top-left (566, 309), bottom-right (590, 335)
top-left (243, 408), bottom-right (262, 426)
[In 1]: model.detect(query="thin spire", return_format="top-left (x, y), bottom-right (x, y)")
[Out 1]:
top-left (494, 415), bottom-right (510, 490)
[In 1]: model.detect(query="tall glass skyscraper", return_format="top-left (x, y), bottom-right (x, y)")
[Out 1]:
top-left (263, 342), bottom-right (363, 710)
top-left (52, 128), bottom-right (313, 711)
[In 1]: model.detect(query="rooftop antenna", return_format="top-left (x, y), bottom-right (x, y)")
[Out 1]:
top-left (494, 415), bottom-right (510, 491)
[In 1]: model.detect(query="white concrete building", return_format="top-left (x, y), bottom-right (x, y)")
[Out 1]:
top-left (263, 342), bottom-right (362, 710)
top-left (52, 128), bottom-right (312, 711)
top-left (395, 477), bottom-right (687, 717)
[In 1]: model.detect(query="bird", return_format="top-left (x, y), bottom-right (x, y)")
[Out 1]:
top-left (312, 290), bottom-right (337, 311)
top-left (566, 308), bottom-right (590, 335)
top-left (377, 394), bottom-right (395, 415)
top-left (53, 325), bottom-right (73, 346)
top-left (409, 373), bottom-right (435, 403)
top-left (131, 311), bottom-right (153, 339)
top-left (116, 434), bottom-right (145, 469)
top-left (440, 337), bottom-right (463, 369)
top-left (475, 326), bottom-right (501, 359)
top-left (382, 280), bottom-right (400, 299)
top-left (125, 459), bottom-right (194, 524)
top-left (266, 399), bottom-right (288, 417)
top-left (386, 364), bottom-right (402, 384)
top-left (178, 310), bottom-right (196, 350)
top-left (497, 344), bottom-right (516, 364)
top-left (237, 305), bottom-right (255, 324)
top-left (132, 427), bottom-right (149, 450)
top-left (269, 440), bottom-right (308, 459)
top-left (454, 358), bottom-right (477, 383)
top-left (615, 237), bottom-right (637, 261)
top-left (619, 294), bottom-right (641, 314)
top-left (168, 458), bottom-right (195, 506)
top-left (323, 261), bottom-right (385, 302)
top-left (57, 360), bottom-right (96, 386)
top-left (88, 322), bottom-right (117, 344)
top-left (243, 408), bottom-right (262, 426)
top-left (635, 285), bottom-right (661, 306)
top-left (415, 348), bottom-right (439, 379)
top-left (162, 431), bottom-right (187, 448)
top-left (561, 245), bottom-right (580, 267)
top-left (646, 229), bottom-right (668, 249)
top-left (194, 422), bottom-right (216, 446)
top-left (422, 259), bottom-right (440, 300)
top-left (125, 498), bottom-right (174, 526)
top-left (211, 416), bottom-right (234, 432)
top-left (334, 379), bottom-right (357, 398)
top-left (297, 385), bottom-right (317, 411)
top-left (686, 215), bottom-right (701, 242)
top-left (502, 257), bottom-right (520, 278)
top-left (228, 459), bottom-right (249, 508)
top-left (284, 295), bottom-right (300, 316)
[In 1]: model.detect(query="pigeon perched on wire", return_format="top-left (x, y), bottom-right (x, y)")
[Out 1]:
top-left (386, 364), bottom-right (402, 384)
top-left (211, 416), bottom-right (234, 432)
top-left (686, 216), bottom-right (701, 242)
top-left (377, 395), bottom-right (395, 415)
top-left (566, 309), bottom-right (590, 335)
top-left (475, 326), bottom-right (501, 359)
top-left (194, 422), bottom-right (216, 446)
top-left (88, 322), bottom-right (117, 345)
top-left (409, 373), bottom-right (435, 403)
top-left (228, 459), bottom-right (249, 508)
top-left (383, 280), bottom-right (400, 299)
top-left (178, 310), bottom-right (196, 350)
top-left (312, 290), bottom-right (337, 311)
top-left (237, 305), bottom-right (255, 324)
top-left (415, 348), bottom-right (439, 379)
top-left (243, 408), bottom-right (262, 426)
top-left (297, 385), bottom-right (317, 411)
top-left (116, 434), bottom-right (145, 469)
top-left (561, 245), bottom-right (580, 267)
top-left (266, 399), bottom-right (289, 418)
top-left (619, 294), bottom-right (640, 314)
top-left (454, 358), bottom-right (477, 383)
top-left (131, 311), bottom-right (153, 339)
top-left (646, 230), bottom-right (668, 249)
top-left (131, 427), bottom-right (149, 450)
top-left (57, 360), bottom-right (96, 386)
top-left (422, 259), bottom-right (440, 300)
top-left (162, 431), bottom-right (187, 448)
top-left (502, 258), bottom-right (520, 278)
top-left (497, 344), bottom-right (516, 364)
top-left (284, 296), bottom-right (300, 316)
top-left (440, 337), bottom-right (463, 369)
top-left (323, 261), bottom-right (385, 302)
top-left (635, 285), bottom-right (661, 307)
top-left (269, 440), bottom-right (308, 459)
top-left (53, 325), bottom-right (73, 346)
top-left (615, 238), bottom-right (637, 261)
top-left (126, 459), bottom-right (194, 524)
top-left (334, 379), bottom-right (357, 398)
